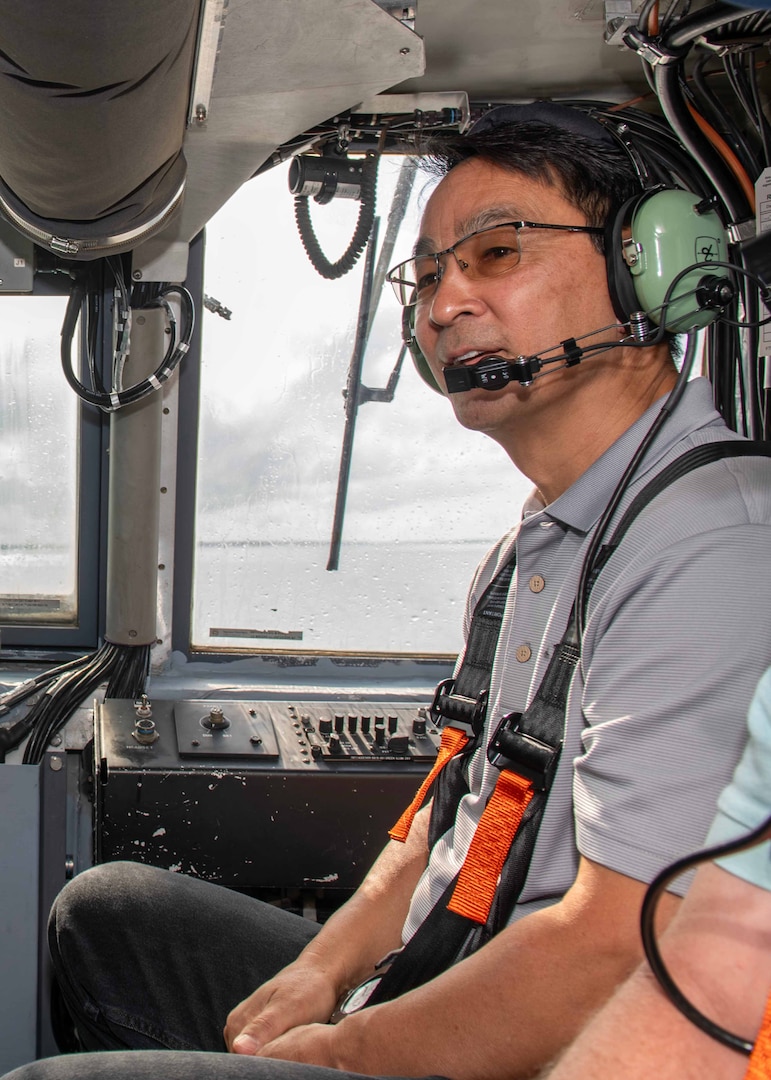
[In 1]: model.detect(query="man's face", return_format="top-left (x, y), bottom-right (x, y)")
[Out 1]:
top-left (414, 157), bottom-right (622, 438)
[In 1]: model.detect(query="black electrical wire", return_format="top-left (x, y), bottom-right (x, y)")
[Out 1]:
top-left (573, 331), bottom-right (700, 642)
top-left (654, 59), bottom-right (750, 223)
top-left (19, 641), bottom-right (151, 765)
top-left (747, 55), bottom-right (771, 169)
top-left (640, 813), bottom-right (771, 1055)
top-left (105, 642), bottom-right (151, 700)
top-left (22, 643), bottom-right (119, 765)
top-left (60, 274), bottom-right (195, 411)
top-left (660, 0), bottom-right (693, 35)
top-left (645, 7), bottom-right (758, 222)
top-left (690, 51), bottom-right (761, 180)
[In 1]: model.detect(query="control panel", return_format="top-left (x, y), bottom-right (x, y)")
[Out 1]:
top-left (169, 699), bottom-right (439, 763)
top-left (94, 697), bottom-right (439, 891)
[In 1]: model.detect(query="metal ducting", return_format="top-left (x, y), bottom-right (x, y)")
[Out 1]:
top-left (0, 0), bottom-right (200, 259)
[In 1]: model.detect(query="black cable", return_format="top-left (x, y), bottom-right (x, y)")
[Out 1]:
top-left (689, 51), bottom-right (760, 180)
top-left (105, 643), bottom-right (151, 700)
top-left (294, 155), bottom-right (377, 280)
top-left (60, 275), bottom-right (195, 411)
top-left (747, 53), bottom-right (771, 169)
top-left (641, 813), bottom-right (771, 1055)
top-left (654, 58), bottom-right (750, 223)
top-left (573, 331), bottom-right (700, 642)
top-left (22, 642), bottom-right (120, 765)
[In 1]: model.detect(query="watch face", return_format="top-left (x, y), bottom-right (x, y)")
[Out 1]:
top-left (330, 975), bottom-right (382, 1024)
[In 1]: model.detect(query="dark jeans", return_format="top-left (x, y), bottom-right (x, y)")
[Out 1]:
top-left (8, 861), bottom-right (445, 1080)
top-left (2, 1054), bottom-right (428, 1080)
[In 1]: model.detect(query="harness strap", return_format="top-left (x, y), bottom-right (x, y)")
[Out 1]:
top-left (746, 992), bottom-right (771, 1079)
top-left (389, 555), bottom-right (516, 843)
top-left (586, 441), bottom-right (771, 607)
top-left (448, 770), bottom-right (534, 922)
top-left (388, 726), bottom-right (469, 842)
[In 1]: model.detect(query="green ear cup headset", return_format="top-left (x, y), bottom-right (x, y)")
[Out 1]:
top-left (605, 186), bottom-right (729, 334)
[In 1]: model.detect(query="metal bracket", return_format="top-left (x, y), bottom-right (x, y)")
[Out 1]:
top-left (604, 0), bottom-right (637, 45)
top-left (371, 2), bottom-right (416, 31)
top-left (188, 0), bottom-right (229, 126)
top-left (728, 219), bottom-right (756, 245)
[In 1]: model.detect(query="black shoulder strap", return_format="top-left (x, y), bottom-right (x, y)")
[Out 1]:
top-left (427, 553), bottom-right (516, 846)
top-left (586, 440), bottom-right (771, 605)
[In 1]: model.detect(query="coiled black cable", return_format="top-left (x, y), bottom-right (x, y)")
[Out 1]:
top-left (293, 155), bottom-right (377, 280)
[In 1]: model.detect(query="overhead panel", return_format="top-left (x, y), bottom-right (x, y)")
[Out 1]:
top-left (142, 0), bottom-right (424, 254)
top-left (393, 0), bottom-right (649, 100)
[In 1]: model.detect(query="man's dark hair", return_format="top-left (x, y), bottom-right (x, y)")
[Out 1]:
top-left (420, 118), bottom-right (642, 253)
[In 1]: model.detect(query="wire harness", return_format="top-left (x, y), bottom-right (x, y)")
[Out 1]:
top-left (60, 259), bottom-right (195, 412)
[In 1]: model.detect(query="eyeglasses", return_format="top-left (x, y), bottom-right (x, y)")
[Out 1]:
top-left (386, 220), bottom-right (604, 308)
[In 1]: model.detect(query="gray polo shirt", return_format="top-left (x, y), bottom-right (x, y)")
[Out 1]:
top-left (403, 377), bottom-right (771, 940)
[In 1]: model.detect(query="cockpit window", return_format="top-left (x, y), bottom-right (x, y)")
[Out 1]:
top-left (0, 296), bottom-right (80, 631)
top-left (192, 158), bottom-right (526, 656)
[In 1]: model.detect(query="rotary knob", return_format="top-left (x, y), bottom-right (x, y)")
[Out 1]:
top-left (206, 706), bottom-right (229, 730)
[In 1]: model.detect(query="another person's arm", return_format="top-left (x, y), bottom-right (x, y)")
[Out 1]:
top-left (543, 862), bottom-right (771, 1080)
top-left (544, 667), bottom-right (771, 1079)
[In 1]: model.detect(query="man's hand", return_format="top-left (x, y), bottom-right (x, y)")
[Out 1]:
top-left (224, 961), bottom-right (339, 1055)
top-left (257, 1022), bottom-right (340, 1066)
top-left (224, 805), bottom-right (431, 1059)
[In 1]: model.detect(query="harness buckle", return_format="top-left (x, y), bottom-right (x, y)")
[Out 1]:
top-left (487, 712), bottom-right (562, 791)
top-left (429, 678), bottom-right (488, 736)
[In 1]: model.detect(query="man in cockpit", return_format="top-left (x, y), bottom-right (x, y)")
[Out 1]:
top-left (9, 102), bottom-right (771, 1080)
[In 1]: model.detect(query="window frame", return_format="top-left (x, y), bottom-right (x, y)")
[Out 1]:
top-left (0, 270), bottom-right (106, 655)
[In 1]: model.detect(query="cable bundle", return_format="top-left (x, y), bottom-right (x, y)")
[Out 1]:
top-left (0, 642), bottom-right (150, 764)
top-left (60, 259), bottom-right (195, 412)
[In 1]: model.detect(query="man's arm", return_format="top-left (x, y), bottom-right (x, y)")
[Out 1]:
top-left (255, 855), bottom-right (681, 1079)
top-left (542, 863), bottom-right (771, 1080)
top-left (224, 803), bottom-right (431, 1054)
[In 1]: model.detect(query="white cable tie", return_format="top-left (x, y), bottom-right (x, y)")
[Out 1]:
top-left (178, 342), bottom-right (190, 354)
top-left (110, 391), bottom-right (121, 410)
top-left (148, 375), bottom-right (162, 391)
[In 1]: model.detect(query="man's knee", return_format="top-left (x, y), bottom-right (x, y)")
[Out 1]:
top-left (48, 862), bottom-right (194, 975)
top-left (50, 862), bottom-right (170, 935)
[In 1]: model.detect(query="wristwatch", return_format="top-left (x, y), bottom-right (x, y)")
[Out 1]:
top-left (328, 947), bottom-right (404, 1024)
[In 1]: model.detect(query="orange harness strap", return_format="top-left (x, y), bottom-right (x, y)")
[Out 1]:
top-left (389, 726), bottom-right (469, 843)
top-left (745, 988), bottom-right (771, 1079)
top-left (448, 769), bottom-right (534, 924)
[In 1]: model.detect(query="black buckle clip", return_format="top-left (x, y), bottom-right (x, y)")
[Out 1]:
top-left (429, 678), bottom-right (488, 736)
top-left (487, 712), bottom-right (562, 791)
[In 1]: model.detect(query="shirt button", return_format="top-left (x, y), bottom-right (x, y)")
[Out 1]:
top-left (516, 644), bottom-right (532, 663)
top-left (529, 574), bottom-right (545, 593)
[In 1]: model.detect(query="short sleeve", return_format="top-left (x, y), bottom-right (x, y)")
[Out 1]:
top-left (705, 667), bottom-right (771, 891)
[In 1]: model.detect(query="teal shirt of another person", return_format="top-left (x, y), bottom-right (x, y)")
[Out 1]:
top-left (705, 666), bottom-right (771, 890)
